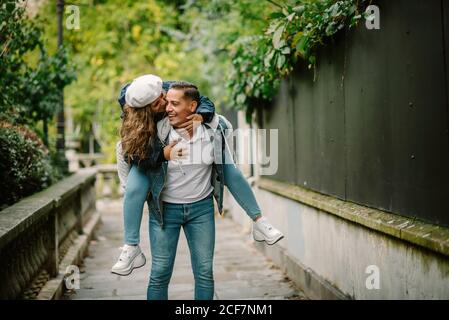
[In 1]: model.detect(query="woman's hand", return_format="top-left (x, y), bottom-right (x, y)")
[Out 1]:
top-left (177, 114), bottom-right (203, 137)
top-left (163, 139), bottom-right (188, 161)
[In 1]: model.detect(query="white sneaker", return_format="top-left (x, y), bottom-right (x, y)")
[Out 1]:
top-left (111, 244), bottom-right (146, 276)
top-left (253, 217), bottom-right (284, 245)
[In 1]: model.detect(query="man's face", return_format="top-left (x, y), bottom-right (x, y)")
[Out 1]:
top-left (166, 89), bottom-right (196, 127)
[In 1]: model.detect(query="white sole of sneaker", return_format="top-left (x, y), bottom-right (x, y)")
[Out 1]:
top-left (253, 230), bottom-right (284, 245)
top-left (111, 253), bottom-right (146, 276)
top-left (265, 234), bottom-right (284, 245)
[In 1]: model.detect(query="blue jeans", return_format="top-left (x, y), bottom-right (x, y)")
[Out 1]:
top-left (147, 193), bottom-right (215, 300)
top-left (123, 164), bottom-right (151, 245)
top-left (222, 146), bottom-right (261, 220)
top-left (223, 164), bottom-right (261, 220)
top-left (123, 156), bottom-right (261, 245)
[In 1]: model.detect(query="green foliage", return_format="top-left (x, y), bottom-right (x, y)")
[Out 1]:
top-left (1, 1), bottom-right (76, 128)
top-left (0, 126), bottom-right (60, 209)
top-left (228, 0), bottom-right (368, 120)
top-left (26, 47), bottom-right (76, 121)
top-left (0, 0), bottom-right (41, 120)
top-left (0, 0), bottom-right (73, 207)
top-left (179, 0), bottom-right (274, 108)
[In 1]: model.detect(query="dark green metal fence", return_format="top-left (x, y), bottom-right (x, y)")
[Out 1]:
top-left (261, 0), bottom-right (449, 226)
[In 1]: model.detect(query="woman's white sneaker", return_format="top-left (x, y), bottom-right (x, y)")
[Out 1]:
top-left (253, 217), bottom-right (284, 245)
top-left (111, 244), bottom-right (146, 276)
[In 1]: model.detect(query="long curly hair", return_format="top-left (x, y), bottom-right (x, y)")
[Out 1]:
top-left (120, 103), bottom-right (157, 162)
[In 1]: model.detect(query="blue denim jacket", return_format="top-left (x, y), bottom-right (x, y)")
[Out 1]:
top-left (146, 114), bottom-right (232, 228)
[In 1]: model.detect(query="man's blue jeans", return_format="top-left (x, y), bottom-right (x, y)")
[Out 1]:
top-left (147, 193), bottom-right (215, 300)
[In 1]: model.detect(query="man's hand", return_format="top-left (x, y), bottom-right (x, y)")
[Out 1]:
top-left (177, 114), bottom-right (203, 137)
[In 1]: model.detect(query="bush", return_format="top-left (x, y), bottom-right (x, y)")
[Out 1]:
top-left (0, 126), bottom-right (60, 209)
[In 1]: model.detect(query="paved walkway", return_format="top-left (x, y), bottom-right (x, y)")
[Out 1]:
top-left (64, 199), bottom-right (306, 300)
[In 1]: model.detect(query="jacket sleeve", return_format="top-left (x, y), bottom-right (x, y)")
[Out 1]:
top-left (196, 95), bottom-right (215, 123)
top-left (218, 115), bottom-right (236, 164)
top-left (116, 140), bottom-right (130, 192)
top-left (118, 83), bottom-right (130, 119)
top-left (136, 137), bottom-right (166, 171)
top-left (162, 81), bottom-right (173, 92)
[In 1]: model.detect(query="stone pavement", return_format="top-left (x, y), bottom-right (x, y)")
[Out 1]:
top-left (63, 199), bottom-right (307, 300)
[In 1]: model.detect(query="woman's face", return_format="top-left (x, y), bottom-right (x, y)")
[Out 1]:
top-left (150, 92), bottom-right (168, 113)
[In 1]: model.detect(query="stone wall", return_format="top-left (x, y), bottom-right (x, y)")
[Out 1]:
top-left (0, 168), bottom-right (99, 299)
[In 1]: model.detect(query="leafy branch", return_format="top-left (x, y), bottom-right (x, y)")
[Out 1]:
top-left (227, 0), bottom-right (369, 121)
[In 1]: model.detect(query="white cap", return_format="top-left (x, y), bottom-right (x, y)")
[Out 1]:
top-left (125, 74), bottom-right (163, 108)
